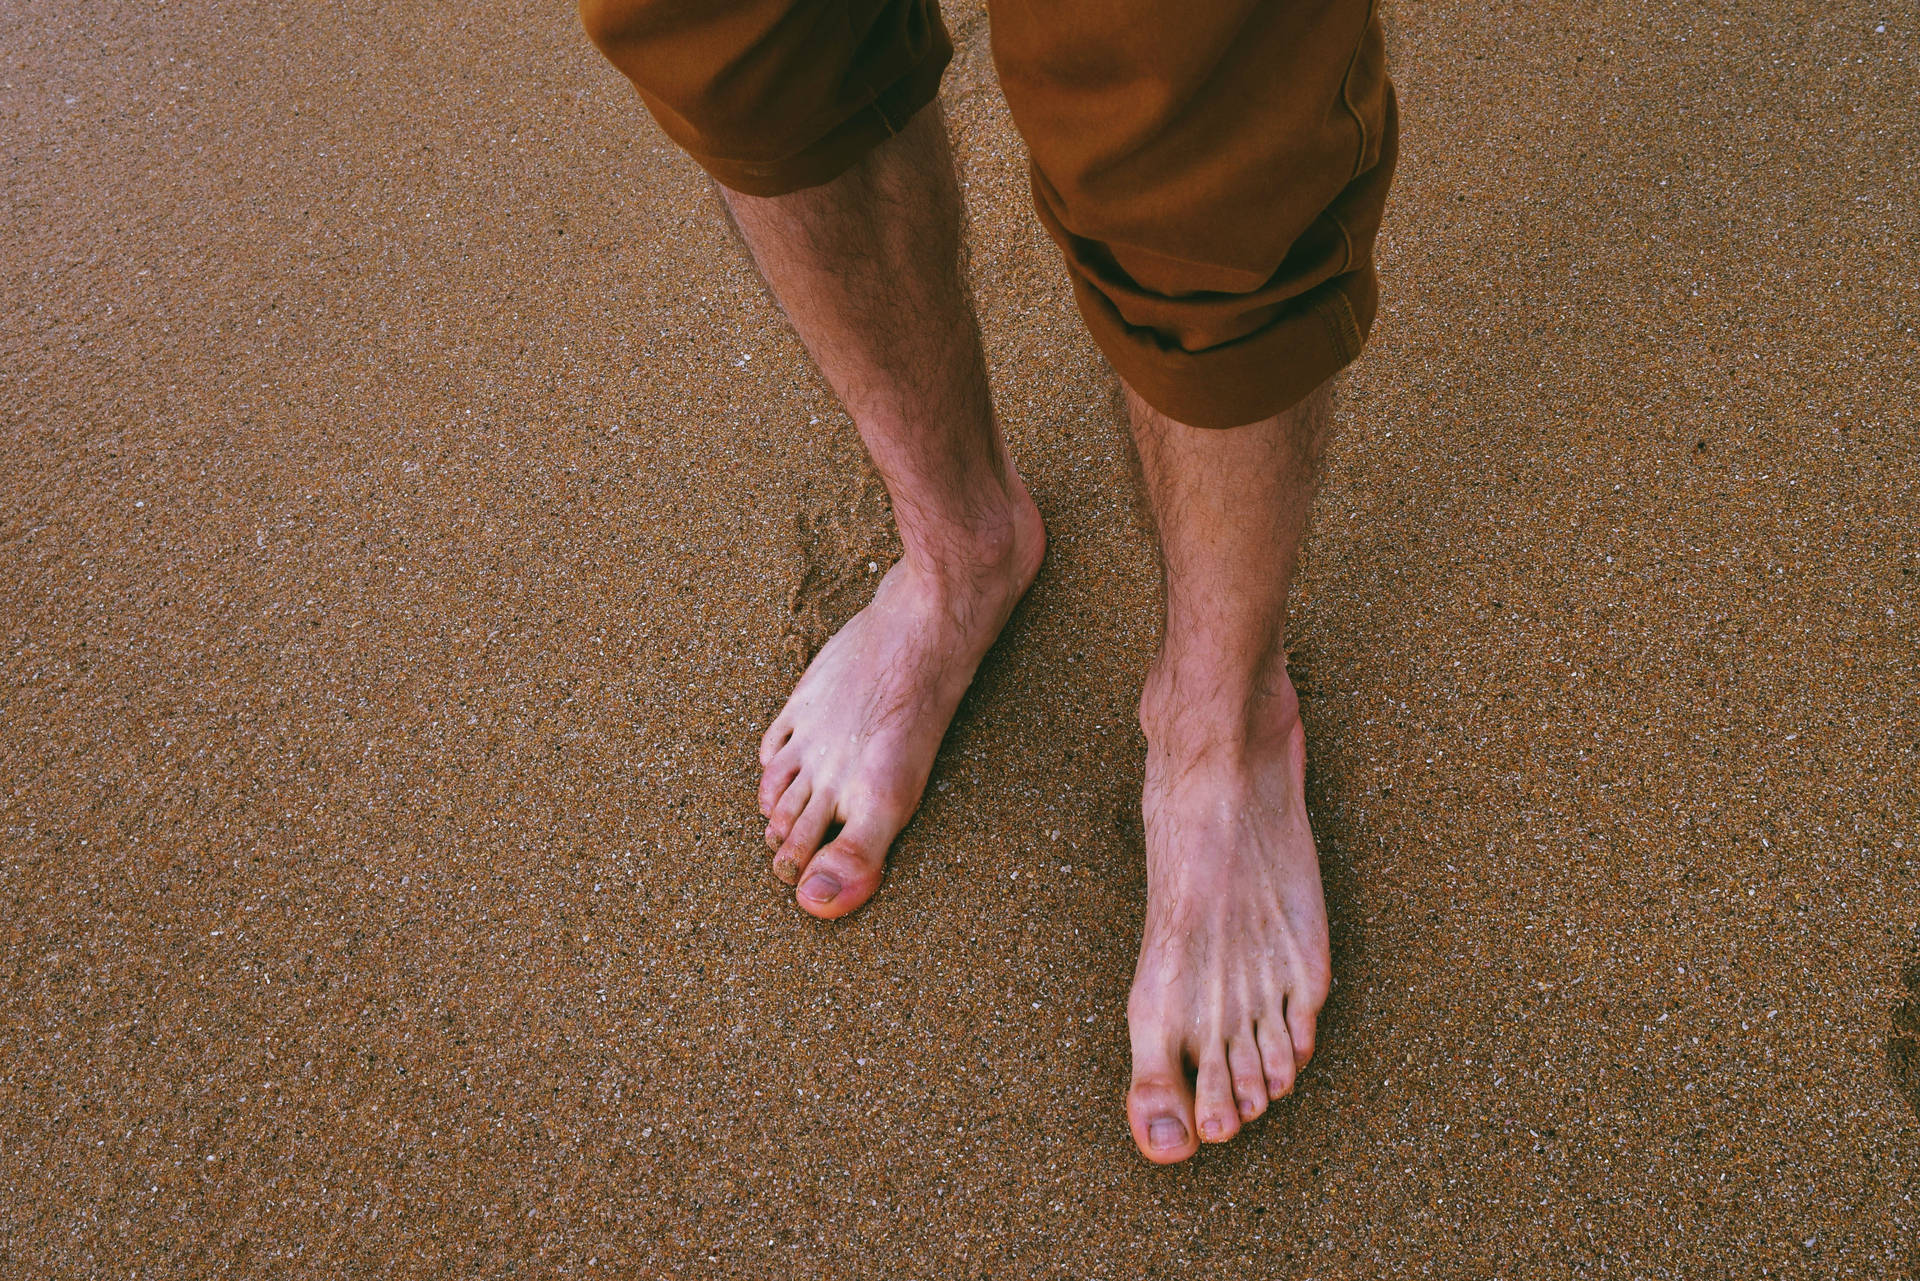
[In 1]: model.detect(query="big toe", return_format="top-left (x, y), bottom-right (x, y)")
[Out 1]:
top-left (1126, 1076), bottom-right (1198, 1164)
top-left (793, 815), bottom-right (890, 920)
top-left (1126, 1037), bottom-right (1198, 1164)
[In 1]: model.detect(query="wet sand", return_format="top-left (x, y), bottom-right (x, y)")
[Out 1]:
top-left (4, 0), bottom-right (1918, 1274)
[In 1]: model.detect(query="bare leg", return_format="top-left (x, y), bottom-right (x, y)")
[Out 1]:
top-left (1122, 382), bottom-right (1335, 1164)
top-left (732, 105), bottom-right (1045, 919)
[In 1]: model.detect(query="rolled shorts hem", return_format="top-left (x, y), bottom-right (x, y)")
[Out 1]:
top-left (683, 28), bottom-right (952, 198)
top-left (1072, 269), bottom-right (1378, 430)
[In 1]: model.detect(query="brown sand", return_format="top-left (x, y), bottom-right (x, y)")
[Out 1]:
top-left (4, 0), bottom-right (1918, 1275)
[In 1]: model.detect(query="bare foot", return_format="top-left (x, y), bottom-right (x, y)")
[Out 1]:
top-left (1124, 668), bottom-right (1332, 1163)
top-left (757, 487), bottom-right (1045, 918)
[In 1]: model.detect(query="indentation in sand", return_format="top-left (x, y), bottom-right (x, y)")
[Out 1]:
top-left (782, 461), bottom-right (898, 671)
top-left (1890, 963), bottom-right (1920, 1119)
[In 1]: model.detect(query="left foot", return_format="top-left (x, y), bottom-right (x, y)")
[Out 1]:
top-left (1124, 667), bottom-right (1332, 1163)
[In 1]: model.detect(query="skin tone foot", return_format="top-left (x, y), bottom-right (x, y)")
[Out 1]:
top-left (708, 74), bottom-right (1336, 1157)
top-left (1120, 380), bottom-right (1336, 1163)
top-left (757, 495), bottom-right (1045, 918)
top-left (715, 105), bottom-right (1045, 916)
top-left (1125, 668), bottom-right (1330, 1162)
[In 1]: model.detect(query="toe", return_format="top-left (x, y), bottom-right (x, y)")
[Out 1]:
top-left (757, 750), bottom-right (802, 818)
top-left (1125, 1033), bottom-right (1198, 1164)
top-left (772, 792), bottom-right (836, 885)
top-left (793, 811), bottom-right (891, 920)
top-left (1227, 1032), bottom-right (1268, 1123)
top-left (1255, 1016), bottom-right (1297, 1100)
top-left (1192, 1046), bottom-right (1241, 1143)
top-left (758, 717), bottom-right (791, 769)
top-left (765, 775), bottom-right (811, 851)
top-left (1286, 986), bottom-right (1325, 1071)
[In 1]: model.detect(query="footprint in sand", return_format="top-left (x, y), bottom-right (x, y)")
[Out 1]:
top-left (1889, 962), bottom-right (1920, 1119)
top-left (781, 466), bottom-right (898, 671)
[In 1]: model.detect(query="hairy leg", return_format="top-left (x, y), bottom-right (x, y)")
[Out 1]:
top-left (727, 105), bottom-right (1044, 918)
top-left (1122, 381), bottom-right (1335, 1164)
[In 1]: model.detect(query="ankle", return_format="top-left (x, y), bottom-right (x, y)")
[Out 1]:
top-left (1138, 652), bottom-right (1301, 763)
top-left (895, 476), bottom-right (1044, 588)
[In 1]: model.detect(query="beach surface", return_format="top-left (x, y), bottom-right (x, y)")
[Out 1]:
top-left (4, 0), bottom-right (1918, 1274)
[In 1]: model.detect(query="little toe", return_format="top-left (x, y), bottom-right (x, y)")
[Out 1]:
top-left (1193, 1049), bottom-right (1241, 1143)
top-left (1227, 1033), bottom-right (1269, 1123)
top-left (772, 793), bottom-right (836, 885)
top-left (765, 775), bottom-right (812, 850)
top-left (1125, 1038), bottom-right (1198, 1164)
top-left (1286, 991), bottom-right (1323, 1071)
top-left (793, 812), bottom-right (891, 920)
top-left (757, 751), bottom-right (802, 818)
top-left (1255, 1017), bottom-right (1298, 1100)
top-left (758, 718), bottom-right (792, 769)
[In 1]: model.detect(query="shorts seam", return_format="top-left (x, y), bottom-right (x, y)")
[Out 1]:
top-left (1337, 0), bottom-right (1381, 180)
top-left (1316, 287), bottom-right (1363, 365)
top-left (1329, 210), bottom-right (1356, 280)
top-left (847, 4), bottom-right (905, 137)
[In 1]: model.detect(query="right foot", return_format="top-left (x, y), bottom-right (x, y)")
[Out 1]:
top-left (1123, 666), bottom-right (1332, 1163)
top-left (757, 483), bottom-right (1045, 918)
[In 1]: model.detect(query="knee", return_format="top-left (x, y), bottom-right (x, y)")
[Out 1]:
top-left (574, 0), bottom-right (632, 54)
top-left (998, 0), bottom-right (1390, 290)
top-left (579, 0), bottom-right (951, 191)
top-left (578, 0), bottom-right (775, 153)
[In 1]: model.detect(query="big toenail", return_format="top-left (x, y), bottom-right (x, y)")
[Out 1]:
top-left (798, 872), bottom-right (840, 905)
top-left (1148, 1118), bottom-right (1186, 1150)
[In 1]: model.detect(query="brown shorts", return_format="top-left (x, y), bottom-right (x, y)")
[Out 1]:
top-left (578, 0), bottom-right (1396, 428)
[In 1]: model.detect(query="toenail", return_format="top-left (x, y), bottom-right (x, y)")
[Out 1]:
top-left (1148, 1117), bottom-right (1186, 1150)
top-left (1200, 1119), bottom-right (1224, 1140)
top-left (1238, 1099), bottom-right (1258, 1119)
top-left (798, 872), bottom-right (840, 905)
